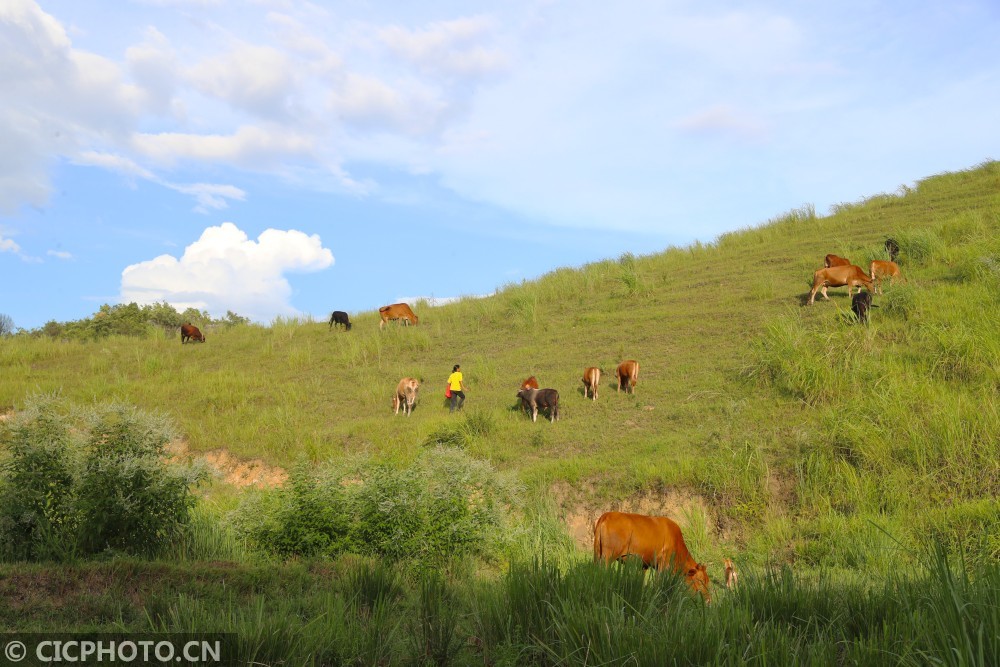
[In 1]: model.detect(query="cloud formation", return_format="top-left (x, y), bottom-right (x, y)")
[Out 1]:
top-left (1, 235), bottom-right (21, 254)
top-left (120, 222), bottom-right (334, 321)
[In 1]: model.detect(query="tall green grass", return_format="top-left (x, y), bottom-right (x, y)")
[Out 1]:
top-left (2, 546), bottom-right (996, 666)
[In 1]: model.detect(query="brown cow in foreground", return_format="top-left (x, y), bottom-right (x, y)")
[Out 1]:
top-left (615, 360), bottom-right (639, 394)
top-left (180, 323), bottom-right (205, 343)
top-left (808, 265), bottom-right (874, 305)
top-left (593, 511), bottom-right (711, 603)
top-left (392, 377), bottom-right (420, 416)
top-left (869, 260), bottom-right (901, 294)
top-left (824, 254), bottom-right (851, 268)
top-left (582, 367), bottom-right (601, 400)
top-left (378, 303), bottom-right (418, 329)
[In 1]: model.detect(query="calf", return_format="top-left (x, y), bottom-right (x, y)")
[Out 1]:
top-left (724, 558), bottom-right (738, 590)
top-left (519, 376), bottom-right (540, 414)
top-left (808, 265), bottom-right (874, 304)
top-left (615, 360), bottom-right (639, 394)
top-left (329, 310), bottom-right (352, 331)
top-left (824, 254), bottom-right (851, 268)
top-left (392, 377), bottom-right (420, 416)
top-left (180, 323), bottom-right (205, 344)
top-left (582, 367), bottom-right (601, 400)
top-left (885, 238), bottom-right (900, 263)
top-left (869, 260), bottom-right (900, 294)
top-left (851, 291), bottom-right (872, 325)
top-left (516, 387), bottom-right (560, 423)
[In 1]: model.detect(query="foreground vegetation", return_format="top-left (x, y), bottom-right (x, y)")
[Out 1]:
top-left (1, 546), bottom-right (996, 666)
top-left (1, 161), bottom-right (999, 663)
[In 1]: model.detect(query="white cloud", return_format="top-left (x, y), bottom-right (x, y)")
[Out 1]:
top-left (675, 104), bottom-right (769, 141)
top-left (120, 222), bottom-right (334, 321)
top-left (73, 151), bottom-right (246, 212)
top-left (132, 125), bottom-right (313, 167)
top-left (185, 43), bottom-right (297, 118)
top-left (47, 249), bottom-right (73, 259)
top-left (379, 16), bottom-right (507, 78)
top-left (1, 235), bottom-right (21, 253)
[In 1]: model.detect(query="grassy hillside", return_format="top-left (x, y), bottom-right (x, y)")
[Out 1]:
top-left (2, 161), bottom-right (999, 571)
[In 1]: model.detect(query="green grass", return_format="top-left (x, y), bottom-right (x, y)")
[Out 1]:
top-left (2, 161), bottom-right (1000, 572)
top-left (0, 548), bottom-right (996, 666)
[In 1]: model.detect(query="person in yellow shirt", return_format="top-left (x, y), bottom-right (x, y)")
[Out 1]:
top-left (447, 364), bottom-right (465, 413)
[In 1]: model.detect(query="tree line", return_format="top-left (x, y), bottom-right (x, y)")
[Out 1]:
top-left (0, 302), bottom-right (249, 341)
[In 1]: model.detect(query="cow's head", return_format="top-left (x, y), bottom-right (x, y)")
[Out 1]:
top-left (686, 563), bottom-right (712, 604)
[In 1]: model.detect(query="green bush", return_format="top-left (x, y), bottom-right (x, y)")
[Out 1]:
top-left (0, 396), bottom-right (204, 560)
top-left (231, 447), bottom-right (523, 564)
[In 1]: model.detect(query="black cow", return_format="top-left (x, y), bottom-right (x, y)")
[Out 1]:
top-left (516, 387), bottom-right (560, 423)
top-left (329, 310), bottom-right (352, 331)
top-left (852, 291), bottom-right (872, 325)
top-left (885, 238), bottom-right (900, 263)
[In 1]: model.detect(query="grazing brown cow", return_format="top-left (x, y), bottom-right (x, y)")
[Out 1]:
top-left (615, 360), bottom-right (639, 394)
top-left (516, 387), bottom-right (560, 423)
top-left (378, 303), bottom-right (418, 329)
top-left (808, 265), bottom-right (874, 305)
top-left (724, 558), bottom-right (738, 590)
top-left (180, 323), bottom-right (205, 343)
top-left (520, 376), bottom-right (539, 390)
top-left (824, 254), bottom-right (851, 268)
top-left (869, 260), bottom-right (901, 294)
top-left (582, 367), bottom-right (601, 400)
top-left (392, 377), bottom-right (420, 416)
top-left (593, 511), bottom-right (711, 603)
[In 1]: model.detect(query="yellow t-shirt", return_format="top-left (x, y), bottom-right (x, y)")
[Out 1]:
top-left (448, 371), bottom-right (463, 391)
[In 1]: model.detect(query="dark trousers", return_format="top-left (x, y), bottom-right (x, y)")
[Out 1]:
top-left (450, 390), bottom-right (465, 412)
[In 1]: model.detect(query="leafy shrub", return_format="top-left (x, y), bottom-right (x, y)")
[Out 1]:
top-left (231, 447), bottom-right (523, 564)
top-left (0, 396), bottom-right (203, 561)
top-left (228, 464), bottom-right (351, 558)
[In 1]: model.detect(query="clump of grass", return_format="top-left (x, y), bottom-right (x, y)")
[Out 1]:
top-left (617, 252), bottom-right (646, 297)
top-left (893, 228), bottom-right (944, 264)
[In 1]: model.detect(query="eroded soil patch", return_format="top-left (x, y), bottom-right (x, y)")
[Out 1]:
top-left (553, 481), bottom-right (714, 552)
top-left (167, 440), bottom-right (287, 489)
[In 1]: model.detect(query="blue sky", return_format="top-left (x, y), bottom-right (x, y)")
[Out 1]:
top-left (2, 0), bottom-right (999, 329)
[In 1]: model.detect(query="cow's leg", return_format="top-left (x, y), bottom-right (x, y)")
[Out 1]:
top-left (531, 406), bottom-right (537, 423)
top-left (821, 285), bottom-right (830, 300)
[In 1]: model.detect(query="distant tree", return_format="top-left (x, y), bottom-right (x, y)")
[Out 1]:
top-left (222, 310), bottom-right (251, 327)
top-left (41, 321), bottom-right (64, 338)
top-left (180, 307), bottom-right (211, 325)
top-left (0, 313), bottom-right (13, 336)
top-left (143, 301), bottom-right (184, 329)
